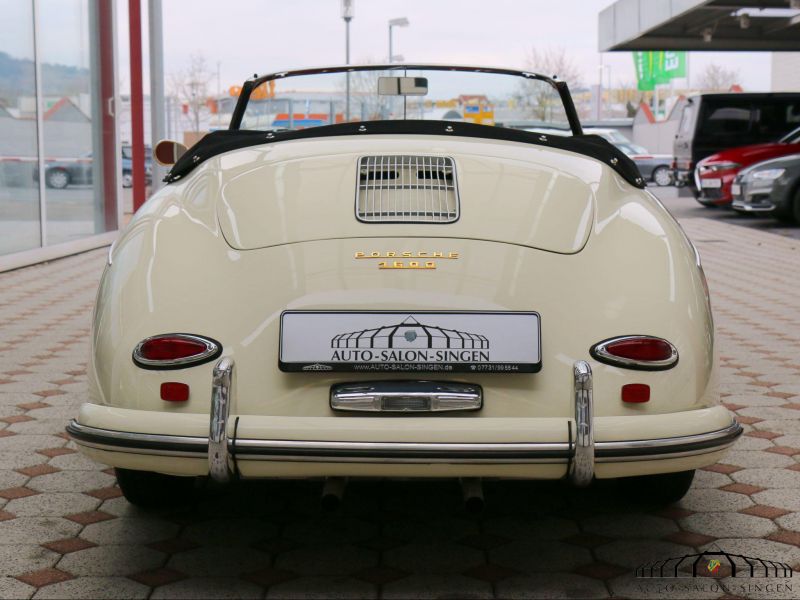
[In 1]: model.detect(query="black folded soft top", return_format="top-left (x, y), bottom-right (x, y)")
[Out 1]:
top-left (164, 120), bottom-right (646, 189)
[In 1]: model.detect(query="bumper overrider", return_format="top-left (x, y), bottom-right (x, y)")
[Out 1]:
top-left (66, 359), bottom-right (742, 485)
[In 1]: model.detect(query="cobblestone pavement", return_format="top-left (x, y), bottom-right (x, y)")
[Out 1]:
top-left (0, 215), bottom-right (799, 599)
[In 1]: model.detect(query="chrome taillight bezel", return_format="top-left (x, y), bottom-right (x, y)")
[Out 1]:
top-left (132, 333), bottom-right (222, 370)
top-left (590, 335), bottom-right (678, 371)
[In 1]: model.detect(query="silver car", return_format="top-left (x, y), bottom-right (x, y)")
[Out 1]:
top-left (615, 142), bottom-right (673, 186)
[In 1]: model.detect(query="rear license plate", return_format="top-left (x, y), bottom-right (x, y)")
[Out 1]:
top-left (279, 311), bottom-right (541, 373)
top-left (731, 183), bottom-right (741, 196)
top-left (701, 178), bottom-right (722, 189)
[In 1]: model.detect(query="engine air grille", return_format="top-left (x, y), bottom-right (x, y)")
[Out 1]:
top-left (356, 155), bottom-right (459, 223)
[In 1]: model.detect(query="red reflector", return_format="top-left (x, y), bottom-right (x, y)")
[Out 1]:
top-left (622, 383), bottom-right (650, 403)
top-left (140, 337), bottom-right (208, 361)
top-left (161, 382), bottom-right (190, 402)
top-left (605, 338), bottom-right (674, 362)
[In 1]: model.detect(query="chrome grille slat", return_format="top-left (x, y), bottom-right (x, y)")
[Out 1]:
top-left (356, 155), bottom-right (458, 223)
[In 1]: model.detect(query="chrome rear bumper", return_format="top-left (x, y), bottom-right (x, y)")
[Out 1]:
top-left (66, 358), bottom-right (742, 484)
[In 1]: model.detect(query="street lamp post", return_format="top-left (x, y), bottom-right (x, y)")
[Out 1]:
top-left (388, 17), bottom-right (409, 63)
top-left (341, 0), bottom-right (354, 121)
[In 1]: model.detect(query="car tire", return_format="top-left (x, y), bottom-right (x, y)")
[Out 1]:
top-left (122, 172), bottom-right (133, 188)
top-left (652, 166), bottom-right (672, 187)
top-left (616, 469), bottom-right (695, 505)
top-left (793, 187), bottom-right (800, 225)
top-left (115, 468), bottom-right (197, 508)
top-left (45, 168), bottom-right (70, 189)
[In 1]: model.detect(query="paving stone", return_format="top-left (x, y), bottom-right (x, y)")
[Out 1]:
top-left (701, 537), bottom-right (800, 566)
top-left (581, 514), bottom-right (678, 539)
top-left (181, 518), bottom-right (276, 546)
top-left (0, 471), bottom-right (27, 490)
top-left (151, 578), bottom-right (263, 599)
top-left (0, 452), bottom-right (48, 471)
top-left (773, 434), bottom-right (800, 448)
top-left (382, 515), bottom-right (479, 543)
top-left (41, 538), bottom-right (96, 555)
top-left (722, 450), bottom-right (795, 468)
top-left (276, 544), bottom-right (377, 576)
top-left (31, 577), bottom-right (149, 599)
top-left (755, 419), bottom-right (800, 434)
top-left (738, 406), bottom-right (800, 421)
top-left (490, 540), bottom-right (591, 573)
top-left (266, 576), bottom-right (377, 599)
top-left (0, 545), bottom-right (59, 577)
top-left (0, 576), bottom-right (35, 600)
top-left (382, 574), bottom-right (491, 599)
top-left (775, 512), bottom-right (800, 533)
top-left (691, 469), bottom-right (732, 489)
top-left (594, 540), bottom-right (693, 570)
top-left (482, 516), bottom-right (579, 541)
top-left (27, 470), bottom-right (115, 493)
top-left (681, 511), bottom-right (777, 538)
top-left (5, 493), bottom-right (99, 517)
top-left (167, 546), bottom-right (273, 577)
top-left (57, 545), bottom-right (164, 576)
top-left (47, 452), bottom-right (107, 471)
top-left (495, 573), bottom-right (607, 599)
top-left (0, 517), bottom-right (80, 545)
top-left (678, 488), bottom-right (753, 512)
top-left (282, 516), bottom-right (377, 545)
top-left (752, 488), bottom-right (800, 512)
top-left (80, 517), bottom-right (179, 546)
top-left (607, 573), bottom-right (720, 599)
top-left (731, 468), bottom-right (800, 488)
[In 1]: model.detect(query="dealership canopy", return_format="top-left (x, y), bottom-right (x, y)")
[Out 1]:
top-left (599, 0), bottom-right (800, 51)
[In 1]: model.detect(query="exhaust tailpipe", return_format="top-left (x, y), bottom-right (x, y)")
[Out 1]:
top-left (321, 477), bottom-right (347, 511)
top-left (461, 477), bottom-right (484, 514)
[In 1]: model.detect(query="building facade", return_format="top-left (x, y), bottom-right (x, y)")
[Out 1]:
top-left (0, 0), bottom-right (119, 271)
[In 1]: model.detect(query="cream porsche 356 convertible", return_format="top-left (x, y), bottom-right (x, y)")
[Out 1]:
top-left (67, 65), bottom-right (741, 508)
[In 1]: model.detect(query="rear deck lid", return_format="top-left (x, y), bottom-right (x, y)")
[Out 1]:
top-left (216, 142), bottom-right (597, 254)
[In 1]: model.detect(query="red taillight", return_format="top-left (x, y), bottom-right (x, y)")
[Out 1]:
top-left (140, 337), bottom-right (208, 361)
top-left (590, 336), bottom-right (678, 371)
top-left (133, 334), bottom-right (221, 369)
top-left (621, 383), bottom-right (650, 403)
top-left (161, 382), bottom-right (190, 402)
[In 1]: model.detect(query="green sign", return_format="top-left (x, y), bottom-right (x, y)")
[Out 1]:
top-left (633, 51), bottom-right (686, 91)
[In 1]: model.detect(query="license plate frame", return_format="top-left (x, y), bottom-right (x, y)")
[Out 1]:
top-left (279, 310), bottom-right (542, 373)
top-left (701, 178), bottom-right (722, 189)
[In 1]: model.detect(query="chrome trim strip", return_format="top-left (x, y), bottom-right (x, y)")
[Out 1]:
top-left (331, 381), bottom-right (482, 413)
top-left (595, 421), bottom-right (743, 457)
top-left (209, 357), bottom-right (234, 483)
top-left (66, 420), bottom-right (207, 454)
top-left (132, 333), bottom-right (221, 369)
top-left (67, 419), bottom-right (742, 465)
top-left (569, 361), bottom-right (594, 486)
top-left (591, 335), bottom-right (679, 371)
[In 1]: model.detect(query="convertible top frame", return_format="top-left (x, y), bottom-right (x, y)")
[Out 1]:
top-left (228, 63), bottom-right (584, 136)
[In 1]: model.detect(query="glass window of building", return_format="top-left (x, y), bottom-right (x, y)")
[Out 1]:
top-left (0, 0), bottom-right (41, 255)
top-left (0, 0), bottom-right (118, 264)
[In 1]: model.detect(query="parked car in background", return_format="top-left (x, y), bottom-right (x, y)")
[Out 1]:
top-left (694, 126), bottom-right (800, 206)
top-left (66, 64), bottom-right (740, 509)
top-left (42, 145), bottom-right (152, 189)
top-left (732, 153), bottom-right (800, 223)
top-left (673, 93), bottom-right (800, 192)
top-left (615, 142), bottom-right (673, 186)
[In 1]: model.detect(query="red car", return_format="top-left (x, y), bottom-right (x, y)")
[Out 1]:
top-left (695, 126), bottom-right (800, 206)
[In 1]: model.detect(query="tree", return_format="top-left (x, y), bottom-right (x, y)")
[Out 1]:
top-left (169, 54), bottom-right (213, 132)
top-left (697, 64), bottom-right (739, 92)
top-left (517, 47), bottom-right (583, 122)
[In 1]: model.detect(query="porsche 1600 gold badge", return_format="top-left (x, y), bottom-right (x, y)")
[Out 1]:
top-left (354, 251), bottom-right (459, 270)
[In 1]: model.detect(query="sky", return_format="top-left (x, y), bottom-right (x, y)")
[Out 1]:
top-left (111, 0), bottom-right (774, 96)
